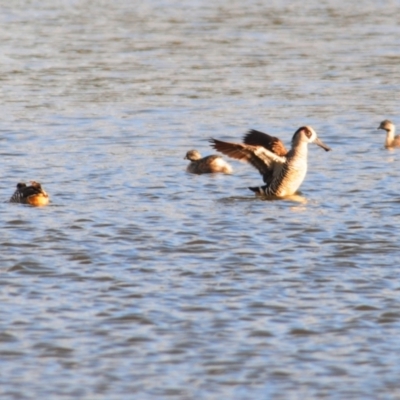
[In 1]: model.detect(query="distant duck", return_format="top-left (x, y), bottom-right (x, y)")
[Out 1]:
top-left (9, 181), bottom-right (49, 206)
top-left (378, 120), bottom-right (400, 148)
top-left (184, 149), bottom-right (232, 174)
top-left (210, 126), bottom-right (331, 197)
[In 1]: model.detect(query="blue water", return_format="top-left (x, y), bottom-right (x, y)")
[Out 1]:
top-left (1, 1), bottom-right (400, 399)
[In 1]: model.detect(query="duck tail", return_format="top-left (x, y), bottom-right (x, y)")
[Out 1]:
top-left (248, 185), bottom-right (267, 195)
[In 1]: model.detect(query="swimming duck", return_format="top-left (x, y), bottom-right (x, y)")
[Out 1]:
top-left (378, 120), bottom-right (400, 148)
top-left (184, 149), bottom-right (232, 174)
top-left (210, 126), bottom-right (331, 197)
top-left (9, 181), bottom-right (49, 206)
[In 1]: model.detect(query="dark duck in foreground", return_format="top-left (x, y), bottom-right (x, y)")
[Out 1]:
top-left (210, 126), bottom-right (331, 197)
top-left (9, 181), bottom-right (49, 206)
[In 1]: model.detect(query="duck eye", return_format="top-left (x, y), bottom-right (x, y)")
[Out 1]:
top-left (304, 128), bottom-right (312, 138)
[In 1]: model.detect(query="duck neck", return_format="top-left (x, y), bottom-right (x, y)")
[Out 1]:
top-left (385, 126), bottom-right (396, 147)
top-left (291, 141), bottom-right (308, 160)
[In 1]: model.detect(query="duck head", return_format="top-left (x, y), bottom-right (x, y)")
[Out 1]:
top-left (292, 126), bottom-right (331, 151)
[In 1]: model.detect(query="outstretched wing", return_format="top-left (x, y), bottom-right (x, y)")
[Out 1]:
top-left (209, 138), bottom-right (286, 184)
top-left (243, 129), bottom-right (288, 157)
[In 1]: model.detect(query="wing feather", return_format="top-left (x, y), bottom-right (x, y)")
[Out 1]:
top-left (243, 129), bottom-right (288, 156)
top-left (209, 138), bottom-right (286, 184)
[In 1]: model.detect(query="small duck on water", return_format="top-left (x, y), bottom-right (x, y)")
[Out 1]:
top-left (184, 149), bottom-right (232, 174)
top-left (9, 181), bottom-right (49, 206)
top-left (378, 120), bottom-right (400, 148)
top-left (210, 126), bottom-right (331, 197)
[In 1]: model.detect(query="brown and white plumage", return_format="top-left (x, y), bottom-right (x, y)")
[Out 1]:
top-left (242, 129), bottom-right (288, 157)
top-left (210, 126), bottom-right (331, 197)
top-left (184, 149), bottom-right (232, 174)
top-left (9, 181), bottom-right (49, 206)
top-left (378, 120), bottom-right (400, 148)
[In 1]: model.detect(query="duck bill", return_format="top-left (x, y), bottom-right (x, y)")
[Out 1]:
top-left (314, 137), bottom-right (331, 152)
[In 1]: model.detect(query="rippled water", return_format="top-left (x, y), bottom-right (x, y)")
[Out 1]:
top-left (1, 1), bottom-right (400, 399)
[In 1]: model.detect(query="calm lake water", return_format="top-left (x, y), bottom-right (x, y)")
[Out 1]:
top-left (1, 1), bottom-right (400, 399)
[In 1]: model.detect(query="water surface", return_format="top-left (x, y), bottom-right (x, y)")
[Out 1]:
top-left (1, 1), bottom-right (400, 399)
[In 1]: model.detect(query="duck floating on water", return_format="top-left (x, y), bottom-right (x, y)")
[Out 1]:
top-left (378, 120), bottom-right (400, 148)
top-left (184, 149), bottom-right (232, 174)
top-left (210, 126), bottom-right (331, 197)
top-left (9, 181), bottom-right (49, 206)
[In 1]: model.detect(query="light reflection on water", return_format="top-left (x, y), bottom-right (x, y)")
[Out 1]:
top-left (0, 0), bottom-right (400, 399)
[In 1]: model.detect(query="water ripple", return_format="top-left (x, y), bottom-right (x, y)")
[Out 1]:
top-left (0, 1), bottom-right (400, 399)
